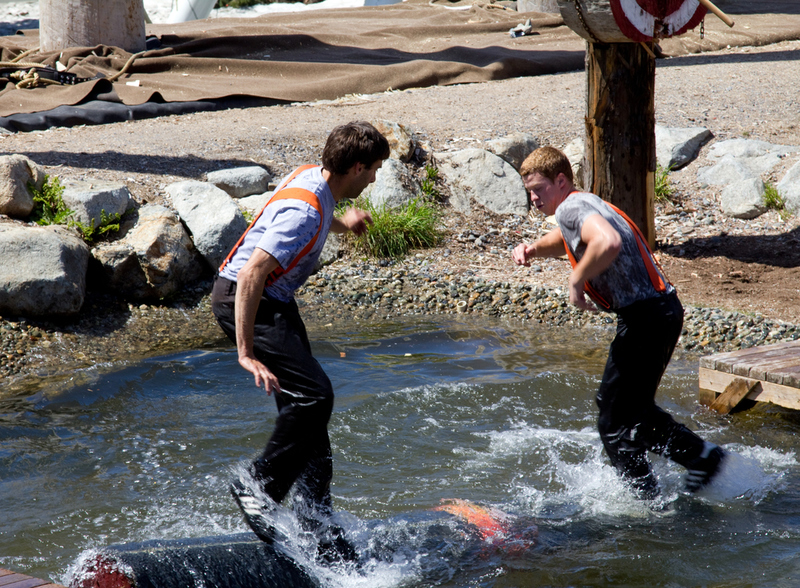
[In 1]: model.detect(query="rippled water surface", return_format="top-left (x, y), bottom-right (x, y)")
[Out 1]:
top-left (2, 316), bottom-right (800, 587)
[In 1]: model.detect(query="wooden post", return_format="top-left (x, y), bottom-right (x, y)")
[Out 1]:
top-left (40, 0), bottom-right (146, 53)
top-left (584, 42), bottom-right (656, 247)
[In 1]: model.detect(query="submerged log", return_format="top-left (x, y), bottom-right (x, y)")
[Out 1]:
top-left (71, 534), bottom-right (319, 588)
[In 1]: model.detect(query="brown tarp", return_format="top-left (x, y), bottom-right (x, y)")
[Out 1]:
top-left (0, 0), bottom-right (799, 118)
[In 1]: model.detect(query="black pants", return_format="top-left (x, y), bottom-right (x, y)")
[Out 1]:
top-left (212, 276), bottom-right (335, 516)
top-left (597, 291), bottom-right (706, 492)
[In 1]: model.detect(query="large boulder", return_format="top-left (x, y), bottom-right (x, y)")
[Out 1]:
top-left (719, 178), bottom-right (768, 219)
top-left (485, 133), bottom-right (540, 171)
top-left (435, 149), bottom-right (528, 216)
top-left (697, 155), bottom-right (756, 187)
top-left (372, 120), bottom-right (416, 163)
top-left (0, 154), bottom-right (45, 218)
top-left (698, 138), bottom-right (798, 187)
top-left (562, 138), bottom-right (585, 188)
top-left (90, 205), bottom-right (204, 301)
top-left (60, 179), bottom-right (133, 227)
top-left (0, 223), bottom-right (89, 317)
top-left (166, 181), bottom-right (248, 270)
top-left (655, 126), bottom-right (712, 170)
top-left (361, 158), bottom-right (421, 210)
top-left (207, 166), bottom-right (271, 199)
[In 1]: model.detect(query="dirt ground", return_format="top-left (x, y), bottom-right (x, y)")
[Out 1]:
top-left (2, 39), bottom-right (800, 325)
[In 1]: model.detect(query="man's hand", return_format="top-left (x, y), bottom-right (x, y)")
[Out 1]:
top-left (239, 354), bottom-right (281, 395)
top-left (568, 275), bottom-right (597, 311)
top-left (512, 243), bottom-right (536, 266)
top-left (335, 208), bottom-right (373, 236)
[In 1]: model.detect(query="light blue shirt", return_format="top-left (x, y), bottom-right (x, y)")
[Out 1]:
top-left (219, 166), bottom-right (335, 303)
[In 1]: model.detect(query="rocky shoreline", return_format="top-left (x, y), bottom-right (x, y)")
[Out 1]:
top-left (3, 234), bottom-right (799, 392)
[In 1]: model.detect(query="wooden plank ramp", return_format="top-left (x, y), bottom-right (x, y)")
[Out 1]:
top-left (699, 339), bottom-right (800, 413)
top-left (0, 568), bottom-right (65, 588)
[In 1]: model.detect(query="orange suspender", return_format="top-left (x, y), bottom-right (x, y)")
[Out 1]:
top-left (218, 165), bottom-right (324, 288)
top-left (561, 199), bottom-right (669, 311)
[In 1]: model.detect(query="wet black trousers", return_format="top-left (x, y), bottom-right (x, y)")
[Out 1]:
top-left (597, 291), bottom-right (706, 492)
top-left (212, 276), bottom-right (335, 516)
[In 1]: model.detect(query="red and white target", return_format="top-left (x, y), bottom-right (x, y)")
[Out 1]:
top-left (610, 0), bottom-right (707, 42)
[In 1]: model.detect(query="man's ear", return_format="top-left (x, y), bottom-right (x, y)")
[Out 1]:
top-left (350, 161), bottom-right (365, 176)
top-left (555, 172), bottom-right (569, 191)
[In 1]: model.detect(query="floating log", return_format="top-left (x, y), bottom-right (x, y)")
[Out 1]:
top-left (71, 534), bottom-right (319, 588)
top-left (699, 340), bottom-right (800, 412)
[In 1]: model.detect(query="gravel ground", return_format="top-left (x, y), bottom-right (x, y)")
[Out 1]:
top-left (1, 38), bottom-right (800, 391)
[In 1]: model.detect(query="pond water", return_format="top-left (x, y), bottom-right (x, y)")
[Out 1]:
top-left (1, 316), bottom-right (799, 587)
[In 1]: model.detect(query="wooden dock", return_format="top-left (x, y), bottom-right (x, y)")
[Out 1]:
top-left (699, 339), bottom-right (800, 413)
top-left (0, 568), bottom-right (65, 588)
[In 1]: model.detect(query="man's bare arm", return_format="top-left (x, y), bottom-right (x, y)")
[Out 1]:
top-left (568, 213), bottom-right (621, 310)
top-left (511, 227), bottom-right (566, 266)
top-left (330, 208), bottom-right (373, 235)
top-left (235, 248), bottom-right (282, 392)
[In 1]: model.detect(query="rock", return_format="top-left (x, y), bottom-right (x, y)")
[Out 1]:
top-left (434, 149), bottom-right (528, 216)
top-left (166, 180), bottom-right (248, 270)
top-left (362, 158), bottom-right (421, 210)
top-left (238, 192), bottom-right (272, 216)
top-left (719, 178), bottom-right (767, 219)
top-left (316, 232), bottom-right (340, 271)
top-left (655, 125), bottom-right (712, 170)
top-left (0, 223), bottom-right (89, 317)
top-left (778, 159), bottom-right (800, 214)
top-left (206, 166), bottom-right (271, 198)
top-left (697, 154), bottom-right (756, 187)
top-left (485, 133), bottom-right (540, 171)
top-left (372, 120), bottom-right (415, 162)
top-left (562, 138), bottom-right (585, 187)
top-left (61, 179), bottom-right (133, 227)
top-left (706, 138), bottom-right (796, 162)
top-left (0, 154), bottom-right (45, 218)
top-left (706, 138), bottom-right (797, 176)
top-left (90, 205), bottom-right (204, 300)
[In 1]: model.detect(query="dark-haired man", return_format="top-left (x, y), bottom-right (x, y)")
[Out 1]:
top-left (212, 121), bottom-right (390, 562)
top-left (511, 146), bottom-right (725, 500)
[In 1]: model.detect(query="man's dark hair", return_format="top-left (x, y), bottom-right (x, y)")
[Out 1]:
top-left (322, 121), bottom-right (391, 175)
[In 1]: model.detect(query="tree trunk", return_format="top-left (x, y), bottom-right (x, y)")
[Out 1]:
top-left (40, 0), bottom-right (146, 53)
top-left (584, 42), bottom-right (656, 247)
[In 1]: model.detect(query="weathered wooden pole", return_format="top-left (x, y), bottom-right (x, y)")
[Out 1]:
top-left (584, 41), bottom-right (656, 246)
top-left (555, 0), bottom-right (717, 247)
top-left (40, 0), bottom-right (146, 53)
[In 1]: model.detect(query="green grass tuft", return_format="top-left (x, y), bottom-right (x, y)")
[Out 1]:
top-left (29, 175), bottom-right (73, 226)
top-left (764, 182), bottom-right (790, 219)
top-left (654, 164), bottom-right (675, 203)
top-left (29, 174), bottom-right (124, 243)
top-left (345, 196), bottom-right (443, 259)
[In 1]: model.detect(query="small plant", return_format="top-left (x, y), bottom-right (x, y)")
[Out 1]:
top-left (654, 164), bottom-right (675, 203)
top-left (763, 182), bottom-right (790, 219)
top-left (29, 174), bottom-right (124, 243)
top-left (29, 175), bottom-right (73, 226)
top-left (420, 165), bottom-right (441, 200)
top-left (72, 209), bottom-right (124, 244)
top-left (345, 197), bottom-right (442, 258)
